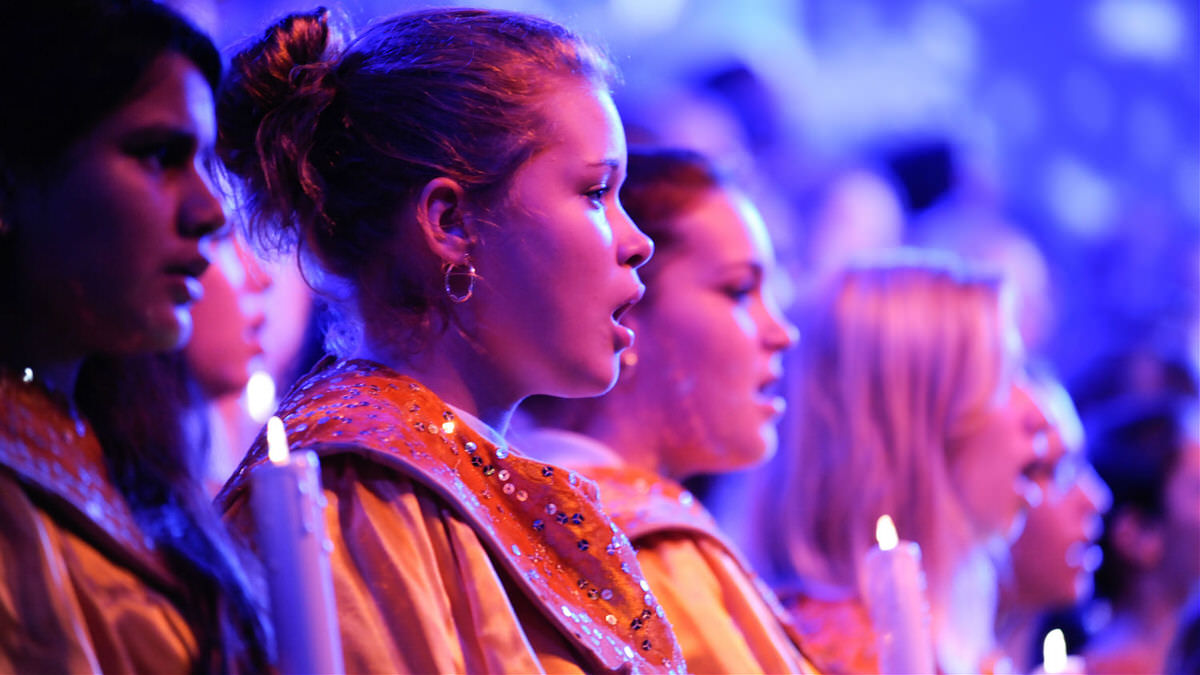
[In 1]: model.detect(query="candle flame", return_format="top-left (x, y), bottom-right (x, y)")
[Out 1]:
top-left (1042, 629), bottom-right (1067, 674)
top-left (875, 515), bottom-right (899, 550)
top-left (245, 370), bottom-right (277, 423)
top-left (267, 416), bottom-right (290, 465)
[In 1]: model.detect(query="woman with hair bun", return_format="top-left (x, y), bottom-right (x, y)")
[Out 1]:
top-left (0, 0), bottom-right (269, 672)
top-left (215, 8), bottom-right (684, 674)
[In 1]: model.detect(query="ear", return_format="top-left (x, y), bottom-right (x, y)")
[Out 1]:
top-left (414, 176), bottom-right (473, 263)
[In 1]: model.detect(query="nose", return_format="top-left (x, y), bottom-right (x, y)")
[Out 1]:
top-left (761, 295), bottom-right (798, 353)
top-left (180, 164), bottom-right (225, 240)
top-left (614, 205), bottom-right (653, 269)
top-left (1076, 463), bottom-right (1113, 516)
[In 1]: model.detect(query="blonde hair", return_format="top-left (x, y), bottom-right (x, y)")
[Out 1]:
top-left (771, 250), bottom-right (1016, 596)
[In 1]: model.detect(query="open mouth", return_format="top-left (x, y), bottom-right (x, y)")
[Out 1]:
top-left (165, 257), bottom-right (210, 305)
top-left (613, 284), bottom-right (645, 324)
top-left (166, 256), bottom-right (210, 280)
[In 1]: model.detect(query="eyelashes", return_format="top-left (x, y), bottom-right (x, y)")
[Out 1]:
top-left (585, 185), bottom-right (611, 208)
top-left (132, 142), bottom-right (192, 171)
top-left (123, 128), bottom-right (199, 172)
top-left (724, 283), bottom-right (755, 301)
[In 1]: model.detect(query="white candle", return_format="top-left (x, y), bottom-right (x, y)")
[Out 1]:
top-left (863, 514), bottom-right (936, 674)
top-left (1043, 628), bottom-right (1067, 674)
top-left (1036, 628), bottom-right (1087, 674)
top-left (253, 416), bottom-right (344, 674)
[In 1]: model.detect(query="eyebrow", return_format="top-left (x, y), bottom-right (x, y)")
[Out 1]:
top-left (711, 261), bottom-right (765, 279)
top-left (120, 124), bottom-right (200, 146)
top-left (588, 159), bottom-right (620, 169)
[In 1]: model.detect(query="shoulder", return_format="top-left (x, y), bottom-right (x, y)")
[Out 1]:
top-left (780, 589), bottom-right (880, 674)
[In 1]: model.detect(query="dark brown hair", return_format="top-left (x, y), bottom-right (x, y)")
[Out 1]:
top-left (0, 0), bottom-right (221, 178)
top-left (0, 1), bottom-right (268, 671)
top-left (619, 148), bottom-right (729, 304)
top-left (218, 7), bottom-right (616, 351)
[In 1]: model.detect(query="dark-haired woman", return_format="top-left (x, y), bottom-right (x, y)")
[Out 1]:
top-left (1083, 395), bottom-right (1199, 674)
top-left (215, 8), bottom-right (685, 674)
top-left (0, 0), bottom-right (268, 672)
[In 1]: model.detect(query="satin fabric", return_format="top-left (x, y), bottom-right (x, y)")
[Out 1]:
top-left (0, 374), bottom-right (198, 674)
top-left (518, 426), bottom-right (816, 675)
top-left (218, 358), bottom-right (686, 674)
top-left (779, 589), bottom-right (1015, 674)
top-left (776, 590), bottom-right (879, 674)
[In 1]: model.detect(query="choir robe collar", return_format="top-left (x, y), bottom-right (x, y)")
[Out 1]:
top-left (0, 373), bottom-right (178, 594)
top-left (217, 358), bottom-right (687, 675)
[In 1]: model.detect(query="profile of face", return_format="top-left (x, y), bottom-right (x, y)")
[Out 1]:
top-left (184, 232), bottom-right (271, 399)
top-left (9, 52), bottom-right (222, 356)
top-left (629, 188), bottom-right (796, 479)
top-left (1009, 387), bottom-right (1111, 609)
top-left (467, 82), bottom-right (652, 399)
top-left (951, 381), bottom-right (1052, 546)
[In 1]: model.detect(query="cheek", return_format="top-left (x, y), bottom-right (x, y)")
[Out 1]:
top-left (955, 451), bottom-right (1021, 535)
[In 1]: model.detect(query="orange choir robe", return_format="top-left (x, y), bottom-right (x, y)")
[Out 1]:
top-left (776, 587), bottom-right (879, 674)
top-left (582, 464), bottom-right (820, 674)
top-left (218, 359), bottom-right (686, 674)
top-left (519, 427), bottom-right (816, 674)
top-left (0, 374), bottom-right (199, 673)
top-left (779, 586), bottom-right (1015, 674)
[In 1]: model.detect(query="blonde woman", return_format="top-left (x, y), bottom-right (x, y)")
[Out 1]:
top-left (761, 253), bottom-right (1049, 673)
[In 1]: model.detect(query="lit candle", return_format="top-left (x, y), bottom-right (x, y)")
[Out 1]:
top-left (1043, 629), bottom-right (1067, 674)
top-left (1036, 628), bottom-right (1086, 674)
top-left (863, 515), bottom-right (935, 674)
top-left (252, 416), bottom-right (344, 674)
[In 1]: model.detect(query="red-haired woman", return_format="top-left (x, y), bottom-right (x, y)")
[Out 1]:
top-left (215, 8), bottom-right (684, 673)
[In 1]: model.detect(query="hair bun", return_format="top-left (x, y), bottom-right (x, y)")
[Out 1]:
top-left (217, 7), bottom-right (348, 250)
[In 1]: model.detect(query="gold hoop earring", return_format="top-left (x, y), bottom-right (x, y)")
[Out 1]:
top-left (443, 258), bottom-right (477, 303)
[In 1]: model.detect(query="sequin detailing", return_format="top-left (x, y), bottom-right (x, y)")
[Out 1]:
top-left (566, 462), bottom-right (810, 674)
top-left (215, 359), bottom-right (686, 674)
top-left (0, 374), bottom-right (173, 586)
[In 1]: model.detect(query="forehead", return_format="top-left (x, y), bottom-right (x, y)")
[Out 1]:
top-left (90, 52), bottom-right (215, 141)
top-left (536, 81), bottom-right (624, 161)
top-left (671, 188), bottom-right (772, 265)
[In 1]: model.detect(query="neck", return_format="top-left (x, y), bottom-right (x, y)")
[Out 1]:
top-left (570, 380), bottom-right (679, 481)
top-left (354, 331), bottom-right (517, 436)
top-left (1087, 596), bottom-right (1178, 674)
top-left (993, 601), bottom-right (1040, 673)
top-left (1114, 571), bottom-right (1187, 635)
top-left (931, 545), bottom-right (1000, 673)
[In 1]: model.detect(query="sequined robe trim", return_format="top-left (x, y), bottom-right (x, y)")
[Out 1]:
top-left (0, 375), bottom-right (175, 592)
top-left (582, 464), bottom-right (823, 673)
top-left (217, 359), bottom-right (686, 674)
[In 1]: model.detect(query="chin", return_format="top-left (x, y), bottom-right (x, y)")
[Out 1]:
top-left (757, 427), bottom-right (779, 463)
top-left (119, 318), bottom-right (188, 355)
top-left (1004, 509), bottom-right (1029, 544)
top-left (716, 434), bottom-right (772, 473)
top-left (161, 328), bottom-right (190, 352)
top-left (545, 359), bottom-right (619, 399)
top-left (153, 309), bottom-right (193, 351)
